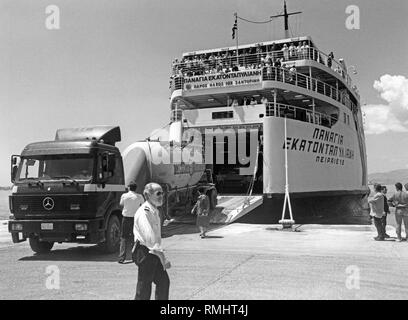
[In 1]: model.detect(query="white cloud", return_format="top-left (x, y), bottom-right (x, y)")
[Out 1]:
top-left (363, 75), bottom-right (408, 134)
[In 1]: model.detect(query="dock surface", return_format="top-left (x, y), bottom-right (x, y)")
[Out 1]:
top-left (1, 213), bottom-right (408, 300)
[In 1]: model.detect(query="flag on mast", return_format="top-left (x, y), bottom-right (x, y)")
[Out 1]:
top-left (232, 15), bottom-right (237, 39)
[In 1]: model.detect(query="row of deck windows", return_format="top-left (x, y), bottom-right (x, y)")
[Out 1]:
top-left (186, 103), bottom-right (339, 129)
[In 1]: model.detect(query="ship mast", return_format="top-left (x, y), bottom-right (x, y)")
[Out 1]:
top-left (270, 1), bottom-right (302, 38)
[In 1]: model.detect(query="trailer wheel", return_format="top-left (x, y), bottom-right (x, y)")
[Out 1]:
top-left (101, 215), bottom-right (121, 253)
top-left (209, 189), bottom-right (218, 210)
top-left (29, 237), bottom-right (54, 254)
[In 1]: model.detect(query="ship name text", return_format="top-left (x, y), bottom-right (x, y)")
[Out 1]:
top-left (283, 128), bottom-right (354, 166)
top-left (184, 70), bottom-right (262, 91)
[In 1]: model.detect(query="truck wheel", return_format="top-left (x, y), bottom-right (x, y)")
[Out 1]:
top-left (11, 233), bottom-right (21, 243)
top-left (29, 237), bottom-right (54, 254)
top-left (101, 215), bottom-right (121, 253)
top-left (209, 189), bottom-right (218, 210)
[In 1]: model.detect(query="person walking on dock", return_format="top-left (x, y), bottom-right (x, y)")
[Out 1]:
top-left (368, 184), bottom-right (385, 241)
top-left (132, 183), bottom-right (170, 300)
top-left (192, 187), bottom-right (211, 238)
top-left (388, 182), bottom-right (408, 242)
top-left (118, 182), bottom-right (143, 263)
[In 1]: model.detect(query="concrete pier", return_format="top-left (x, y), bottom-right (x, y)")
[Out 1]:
top-left (1, 212), bottom-right (407, 299)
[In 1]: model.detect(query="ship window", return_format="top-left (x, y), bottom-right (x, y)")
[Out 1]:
top-left (347, 114), bottom-right (350, 125)
top-left (212, 111), bottom-right (234, 119)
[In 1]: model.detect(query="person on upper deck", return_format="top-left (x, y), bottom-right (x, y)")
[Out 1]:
top-left (282, 44), bottom-right (289, 61)
top-left (250, 97), bottom-right (257, 105)
top-left (209, 53), bottom-right (216, 69)
top-left (270, 42), bottom-right (277, 59)
top-left (266, 62), bottom-right (273, 79)
top-left (265, 51), bottom-right (272, 65)
top-left (327, 52), bottom-right (334, 68)
top-left (296, 43), bottom-right (301, 59)
top-left (301, 41), bottom-right (310, 59)
top-left (243, 96), bottom-right (249, 106)
top-left (289, 43), bottom-right (296, 60)
top-left (289, 65), bottom-right (297, 82)
top-left (338, 59), bottom-right (346, 78)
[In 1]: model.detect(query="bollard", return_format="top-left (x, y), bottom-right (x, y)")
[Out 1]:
top-left (279, 219), bottom-right (295, 229)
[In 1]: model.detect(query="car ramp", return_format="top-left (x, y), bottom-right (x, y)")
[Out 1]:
top-left (210, 195), bottom-right (263, 224)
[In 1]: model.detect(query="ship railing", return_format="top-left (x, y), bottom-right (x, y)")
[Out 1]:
top-left (265, 102), bottom-right (338, 129)
top-left (171, 65), bottom-right (356, 112)
top-left (171, 46), bottom-right (356, 94)
top-left (262, 67), bottom-right (356, 112)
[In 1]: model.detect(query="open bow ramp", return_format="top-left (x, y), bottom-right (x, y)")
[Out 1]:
top-left (211, 195), bottom-right (264, 224)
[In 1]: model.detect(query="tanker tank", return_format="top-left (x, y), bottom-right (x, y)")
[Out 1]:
top-left (122, 140), bottom-right (206, 193)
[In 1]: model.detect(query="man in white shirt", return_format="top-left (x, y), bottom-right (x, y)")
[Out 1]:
top-left (133, 183), bottom-right (170, 300)
top-left (368, 184), bottom-right (385, 241)
top-left (118, 182), bottom-right (144, 263)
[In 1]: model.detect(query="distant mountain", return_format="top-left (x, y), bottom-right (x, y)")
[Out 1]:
top-left (368, 169), bottom-right (408, 185)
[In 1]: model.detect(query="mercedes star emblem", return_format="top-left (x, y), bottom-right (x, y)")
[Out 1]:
top-left (43, 197), bottom-right (55, 211)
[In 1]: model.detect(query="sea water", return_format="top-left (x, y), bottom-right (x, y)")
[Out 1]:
top-left (0, 190), bottom-right (11, 220)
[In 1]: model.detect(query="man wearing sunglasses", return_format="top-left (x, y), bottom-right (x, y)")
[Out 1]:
top-left (132, 182), bottom-right (171, 300)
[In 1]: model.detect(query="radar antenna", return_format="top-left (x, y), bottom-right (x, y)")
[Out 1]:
top-left (270, 1), bottom-right (302, 38)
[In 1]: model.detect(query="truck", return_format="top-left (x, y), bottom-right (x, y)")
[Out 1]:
top-left (8, 126), bottom-right (217, 254)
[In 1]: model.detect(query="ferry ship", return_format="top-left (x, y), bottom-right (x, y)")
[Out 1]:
top-left (163, 4), bottom-right (369, 221)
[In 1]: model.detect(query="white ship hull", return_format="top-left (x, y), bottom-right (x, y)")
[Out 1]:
top-left (263, 116), bottom-right (367, 196)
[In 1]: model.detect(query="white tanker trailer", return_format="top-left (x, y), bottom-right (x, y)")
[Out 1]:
top-left (122, 123), bottom-right (218, 218)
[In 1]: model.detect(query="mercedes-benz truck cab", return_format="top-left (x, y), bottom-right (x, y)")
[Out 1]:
top-left (8, 126), bottom-right (125, 254)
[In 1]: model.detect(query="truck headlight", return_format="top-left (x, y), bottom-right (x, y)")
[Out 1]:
top-left (11, 223), bottom-right (23, 231)
top-left (70, 204), bottom-right (81, 210)
top-left (75, 223), bottom-right (87, 231)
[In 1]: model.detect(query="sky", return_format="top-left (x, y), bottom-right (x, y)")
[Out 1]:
top-left (0, 0), bottom-right (407, 185)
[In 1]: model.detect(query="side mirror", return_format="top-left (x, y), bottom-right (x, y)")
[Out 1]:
top-left (101, 153), bottom-right (109, 180)
top-left (99, 152), bottom-right (116, 183)
top-left (10, 155), bottom-right (20, 183)
top-left (108, 154), bottom-right (116, 173)
top-left (11, 166), bottom-right (18, 183)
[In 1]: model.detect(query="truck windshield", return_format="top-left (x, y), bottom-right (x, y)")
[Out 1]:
top-left (16, 156), bottom-right (94, 182)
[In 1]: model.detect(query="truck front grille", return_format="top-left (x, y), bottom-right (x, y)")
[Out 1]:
top-left (12, 195), bottom-right (88, 213)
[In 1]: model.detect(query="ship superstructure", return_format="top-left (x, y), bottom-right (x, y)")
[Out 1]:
top-left (165, 8), bottom-right (369, 219)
